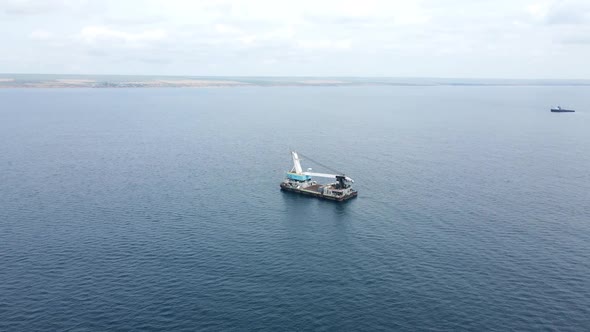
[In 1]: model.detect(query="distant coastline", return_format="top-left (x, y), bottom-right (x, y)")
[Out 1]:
top-left (2, 74), bottom-right (590, 88)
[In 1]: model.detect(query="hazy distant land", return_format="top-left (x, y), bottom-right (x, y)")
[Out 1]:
top-left (1, 74), bottom-right (590, 88)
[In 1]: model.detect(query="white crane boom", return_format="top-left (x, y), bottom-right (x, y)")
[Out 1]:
top-left (302, 172), bottom-right (354, 183)
top-left (291, 151), bottom-right (303, 174)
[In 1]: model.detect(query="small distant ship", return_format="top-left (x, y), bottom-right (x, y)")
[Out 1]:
top-left (551, 106), bottom-right (575, 112)
top-left (280, 151), bottom-right (358, 202)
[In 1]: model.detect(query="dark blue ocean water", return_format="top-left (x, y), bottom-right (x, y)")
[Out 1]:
top-left (1, 87), bottom-right (589, 331)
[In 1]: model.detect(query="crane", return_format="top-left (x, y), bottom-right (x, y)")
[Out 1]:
top-left (289, 151), bottom-right (354, 185)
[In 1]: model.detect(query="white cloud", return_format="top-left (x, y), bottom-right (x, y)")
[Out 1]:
top-left (544, 1), bottom-right (590, 25)
top-left (2, 0), bottom-right (590, 77)
top-left (297, 39), bottom-right (352, 50)
top-left (239, 35), bottom-right (256, 45)
top-left (79, 26), bottom-right (167, 46)
top-left (0, 0), bottom-right (103, 16)
top-left (1, 0), bottom-right (67, 15)
top-left (29, 29), bottom-right (53, 40)
top-left (214, 23), bottom-right (242, 35)
top-left (526, 0), bottom-right (590, 24)
top-left (527, 2), bottom-right (550, 20)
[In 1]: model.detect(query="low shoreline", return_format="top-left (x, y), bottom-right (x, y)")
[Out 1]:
top-left (2, 75), bottom-right (590, 88)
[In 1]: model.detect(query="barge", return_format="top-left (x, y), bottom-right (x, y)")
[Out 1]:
top-left (280, 151), bottom-right (358, 202)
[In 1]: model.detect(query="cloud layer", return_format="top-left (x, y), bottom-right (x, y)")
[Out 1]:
top-left (1, 0), bottom-right (590, 77)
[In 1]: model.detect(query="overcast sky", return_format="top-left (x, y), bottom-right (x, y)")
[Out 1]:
top-left (1, 0), bottom-right (590, 78)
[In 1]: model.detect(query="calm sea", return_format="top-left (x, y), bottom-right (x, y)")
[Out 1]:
top-left (1, 86), bottom-right (589, 331)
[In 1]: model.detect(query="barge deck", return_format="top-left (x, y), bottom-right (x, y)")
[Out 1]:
top-left (280, 183), bottom-right (358, 201)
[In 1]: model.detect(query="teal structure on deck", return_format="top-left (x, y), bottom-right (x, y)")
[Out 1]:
top-left (286, 173), bottom-right (311, 181)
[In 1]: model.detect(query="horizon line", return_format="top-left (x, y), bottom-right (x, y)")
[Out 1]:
top-left (2, 73), bottom-right (590, 81)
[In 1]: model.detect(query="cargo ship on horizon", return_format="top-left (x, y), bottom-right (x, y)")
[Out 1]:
top-left (551, 106), bottom-right (575, 112)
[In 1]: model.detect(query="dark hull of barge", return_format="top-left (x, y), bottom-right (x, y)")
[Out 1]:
top-left (280, 183), bottom-right (358, 202)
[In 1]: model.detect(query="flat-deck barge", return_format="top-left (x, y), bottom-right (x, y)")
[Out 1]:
top-left (280, 151), bottom-right (358, 202)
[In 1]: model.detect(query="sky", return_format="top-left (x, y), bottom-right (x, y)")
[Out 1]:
top-left (1, 0), bottom-right (590, 78)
